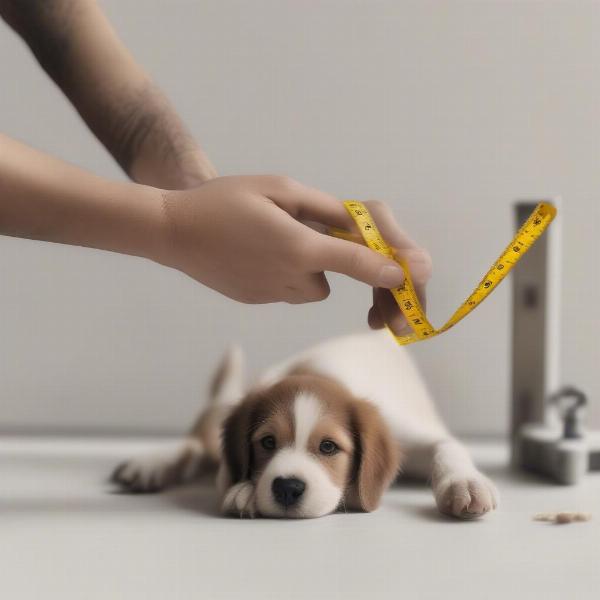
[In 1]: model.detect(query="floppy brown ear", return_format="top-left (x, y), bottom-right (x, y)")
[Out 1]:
top-left (347, 399), bottom-right (401, 512)
top-left (221, 396), bottom-right (258, 484)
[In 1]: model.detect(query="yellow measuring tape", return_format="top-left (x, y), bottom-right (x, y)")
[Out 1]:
top-left (330, 201), bottom-right (556, 345)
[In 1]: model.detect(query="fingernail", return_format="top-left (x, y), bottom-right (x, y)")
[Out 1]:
top-left (377, 265), bottom-right (404, 288)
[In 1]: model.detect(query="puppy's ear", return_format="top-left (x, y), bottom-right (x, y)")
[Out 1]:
top-left (347, 399), bottom-right (401, 512)
top-left (221, 396), bottom-right (258, 484)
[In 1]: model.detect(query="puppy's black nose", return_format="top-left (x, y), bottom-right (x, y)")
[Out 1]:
top-left (272, 477), bottom-right (306, 507)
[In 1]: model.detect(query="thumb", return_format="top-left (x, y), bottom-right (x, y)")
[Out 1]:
top-left (316, 235), bottom-right (405, 289)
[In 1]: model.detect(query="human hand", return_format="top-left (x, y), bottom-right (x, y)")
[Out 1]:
top-left (361, 201), bottom-right (432, 336)
top-left (0, 133), bottom-right (428, 333)
top-left (154, 176), bottom-right (430, 333)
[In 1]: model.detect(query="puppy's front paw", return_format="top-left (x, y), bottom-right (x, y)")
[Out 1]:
top-left (221, 482), bottom-right (257, 518)
top-left (434, 473), bottom-right (498, 519)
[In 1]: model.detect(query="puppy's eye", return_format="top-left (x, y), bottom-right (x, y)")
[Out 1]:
top-left (260, 435), bottom-right (276, 451)
top-left (319, 439), bottom-right (339, 455)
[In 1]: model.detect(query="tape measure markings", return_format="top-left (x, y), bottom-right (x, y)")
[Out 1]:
top-left (331, 201), bottom-right (556, 346)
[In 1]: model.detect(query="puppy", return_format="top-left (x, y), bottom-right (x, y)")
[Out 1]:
top-left (112, 331), bottom-right (498, 519)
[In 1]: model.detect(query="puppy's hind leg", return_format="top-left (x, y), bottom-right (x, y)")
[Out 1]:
top-left (112, 345), bottom-right (246, 494)
top-left (111, 438), bottom-right (210, 493)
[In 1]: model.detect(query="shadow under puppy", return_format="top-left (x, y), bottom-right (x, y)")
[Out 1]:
top-left (112, 331), bottom-right (498, 519)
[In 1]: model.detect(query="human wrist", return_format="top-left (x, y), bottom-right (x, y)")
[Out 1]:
top-left (69, 178), bottom-right (169, 262)
top-left (117, 182), bottom-right (170, 262)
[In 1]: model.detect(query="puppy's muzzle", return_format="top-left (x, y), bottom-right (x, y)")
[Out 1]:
top-left (272, 477), bottom-right (306, 508)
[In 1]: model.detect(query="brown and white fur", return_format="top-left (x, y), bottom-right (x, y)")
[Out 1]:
top-left (112, 331), bottom-right (498, 519)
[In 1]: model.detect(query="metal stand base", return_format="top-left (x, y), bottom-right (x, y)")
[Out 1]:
top-left (516, 426), bottom-right (600, 485)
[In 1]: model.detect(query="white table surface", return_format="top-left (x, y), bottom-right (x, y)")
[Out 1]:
top-left (2, 436), bottom-right (599, 600)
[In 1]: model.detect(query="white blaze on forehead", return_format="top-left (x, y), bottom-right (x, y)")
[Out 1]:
top-left (293, 393), bottom-right (322, 449)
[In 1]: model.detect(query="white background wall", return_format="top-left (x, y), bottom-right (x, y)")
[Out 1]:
top-left (1, 0), bottom-right (598, 436)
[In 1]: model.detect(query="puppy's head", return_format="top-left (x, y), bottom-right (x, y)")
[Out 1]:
top-left (222, 375), bottom-right (400, 518)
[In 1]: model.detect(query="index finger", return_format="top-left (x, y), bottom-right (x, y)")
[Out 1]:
top-left (265, 178), bottom-right (355, 231)
top-left (364, 201), bottom-right (432, 288)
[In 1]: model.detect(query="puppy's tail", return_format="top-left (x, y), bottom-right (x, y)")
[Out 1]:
top-left (208, 344), bottom-right (246, 407)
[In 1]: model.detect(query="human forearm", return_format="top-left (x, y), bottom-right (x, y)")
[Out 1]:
top-left (0, 133), bottom-right (164, 258)
top-left (0, 0), bottom-right (217, 189)
top-left (0, 139), bottom-right (428, 330)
